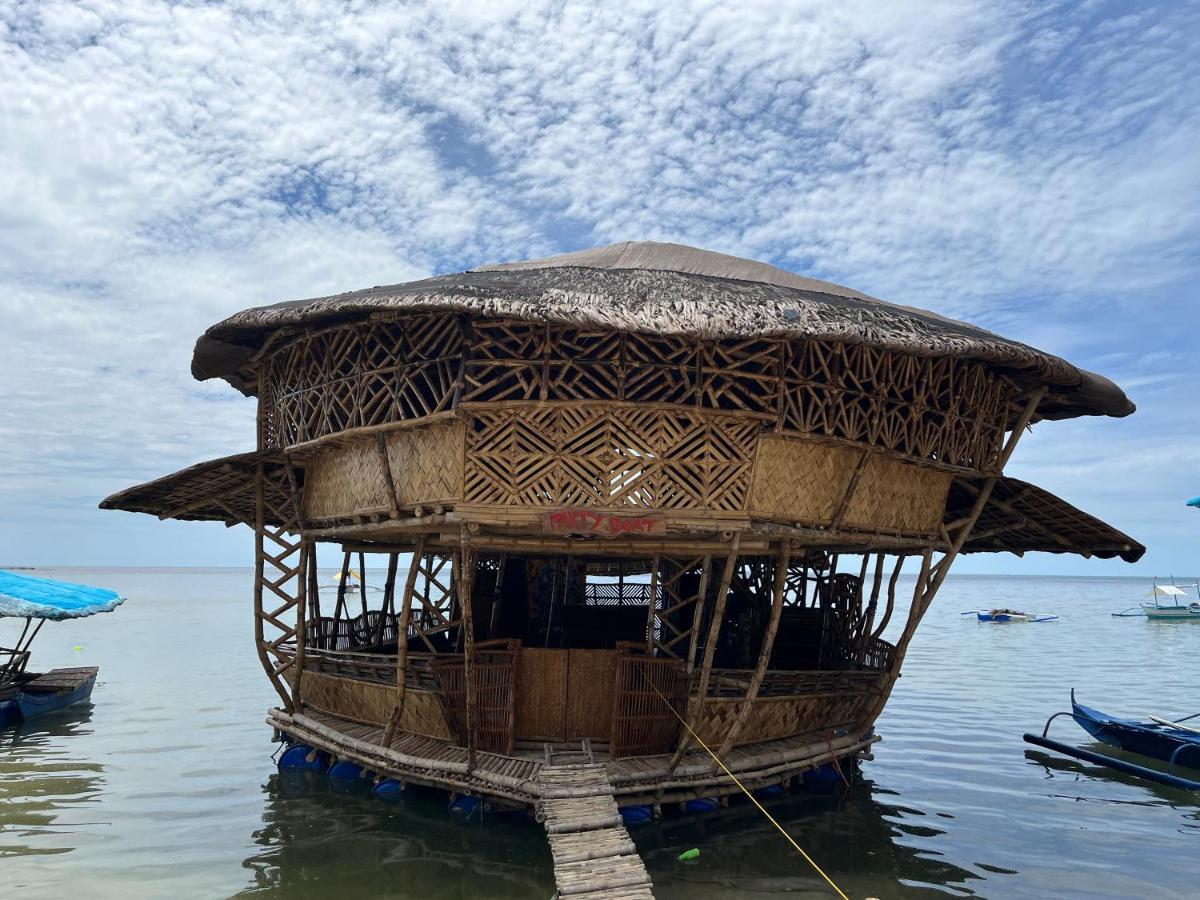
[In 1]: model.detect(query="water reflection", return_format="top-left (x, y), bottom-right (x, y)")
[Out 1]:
top-left (240, 773), bottom-right (554, 898)
top-left (0, 706), bottom-right (104, 858)
top-left (240, 768), bottom-right (984, 899)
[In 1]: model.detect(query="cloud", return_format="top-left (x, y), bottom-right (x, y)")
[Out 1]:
top-left (0, 0), bottom-right (1196, 569)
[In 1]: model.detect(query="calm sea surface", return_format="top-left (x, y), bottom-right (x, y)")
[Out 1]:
top-left (2, 568), bottom-right (1198, 899)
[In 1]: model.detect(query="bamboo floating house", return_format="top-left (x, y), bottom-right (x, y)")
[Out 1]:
top-left (103, 241), bottom-right (1144, 823)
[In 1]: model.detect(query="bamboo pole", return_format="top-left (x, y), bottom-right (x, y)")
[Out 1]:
top-left (357, 552), bottom-right (369, 620)
top-left (290, 539), bottom-right (310, 709)
top-left (715, 545), bottom-right (790, 759)
top-left (457, 539), bottom-right (479, 770)
top-left (381, 537), bottom-right (426, 747)
top-left (644, 554), bottom-right (661, 653)
top-left (668, 537), bottom-right (739, 771)
top-left (684, 556), bottom-right (713, 674)
top-left (870, 554), bottom-right (905, 641)
top-left (858, 552), bottom-right (885, 660)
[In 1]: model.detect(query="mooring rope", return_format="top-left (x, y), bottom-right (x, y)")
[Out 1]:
top-left (642, 674), bottom-right (852, 900)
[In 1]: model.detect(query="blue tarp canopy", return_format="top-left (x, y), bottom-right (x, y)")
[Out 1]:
top-left (1188, 496), bottom-right (1200, 508)
top-left (0, 571), bottom-right (125, 620)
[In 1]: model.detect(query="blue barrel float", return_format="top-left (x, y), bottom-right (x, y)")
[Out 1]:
top-left (620, 804), bottom-right (654, 825)
top-left (373, 779), bottom-right (406, 800)
top-left (278, 744), bottom-right (327, 772)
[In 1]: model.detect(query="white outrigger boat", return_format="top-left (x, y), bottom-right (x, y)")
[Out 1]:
top-left (1113, 582), bottom-right (1200, 619)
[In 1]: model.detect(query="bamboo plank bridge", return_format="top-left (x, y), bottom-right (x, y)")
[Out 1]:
top-left (538, 764), bottom-right (653, 898)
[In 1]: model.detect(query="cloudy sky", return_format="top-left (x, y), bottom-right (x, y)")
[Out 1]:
top-left (1, 0), bottom-right (1197, 575)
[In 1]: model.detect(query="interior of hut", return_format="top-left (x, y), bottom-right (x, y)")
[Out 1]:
top-left (305, 548), bottom-right (895, 674)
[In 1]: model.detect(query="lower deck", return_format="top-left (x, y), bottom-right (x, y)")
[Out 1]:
top-left (269, 705), bottom-right (879, 809)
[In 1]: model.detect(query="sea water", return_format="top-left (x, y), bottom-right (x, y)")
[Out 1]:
top-left (1, 568), bottom-right (1197, 899)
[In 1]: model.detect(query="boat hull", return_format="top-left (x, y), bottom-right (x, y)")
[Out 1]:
top-left (1072, 697), bottom-right (1200, 769)
top-left (0, 666), bottom-right (98, 727)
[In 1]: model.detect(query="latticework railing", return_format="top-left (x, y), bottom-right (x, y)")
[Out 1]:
top-left (262, 314), bottom-right (1016, 471)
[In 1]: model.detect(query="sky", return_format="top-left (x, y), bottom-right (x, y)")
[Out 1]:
top-left (1, 0), bottom-right (1197, 576)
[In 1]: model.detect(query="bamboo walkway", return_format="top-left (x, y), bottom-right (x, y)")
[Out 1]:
top-left (536, 763), bottom-right (654, 899)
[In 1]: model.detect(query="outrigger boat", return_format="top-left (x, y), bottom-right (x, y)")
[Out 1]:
top-left (1113, 582), bottom-right (1200, 619)
top-left (1024, 690), bottom-right (1200, 790)
top-left (964, 608), bottom-right (1057, 623)
top-left (0, 570), bottom-right (123, 728)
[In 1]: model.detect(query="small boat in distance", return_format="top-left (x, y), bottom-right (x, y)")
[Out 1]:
top-left (0, 570), bottom-right (124, 728)
top-left (1113, 581), bottom-right (1200, 619)
top-left (964, 608), bottom-right (1058, 623)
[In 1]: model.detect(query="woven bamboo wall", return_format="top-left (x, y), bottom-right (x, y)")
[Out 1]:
top-left (748, 436), bottom-right (859, 521)
top-left (842, 456), bottom-right (952, 533)
top-left (749, 435), bottom-right (951, 533)
top-left (299, 670), bottom-right (453, 740)
top-left (691, 690), bottom-right (878, 746)
top-left (303, 422), bottom-right (464, 521)
top-left (304, 440), bottom-right (392, 520)
top-left (386, 422), bottom-right (464, 505)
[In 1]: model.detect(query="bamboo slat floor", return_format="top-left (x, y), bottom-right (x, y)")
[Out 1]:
top-left (21, 667), bottom-right (98, 692)
top-left (537, 763), bottom-right (654, 898)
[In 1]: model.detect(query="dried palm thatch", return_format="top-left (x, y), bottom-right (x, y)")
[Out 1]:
top-left (192, 241), bottom-right (1132, 421)
top-left (950, 476), bottom-right (1145, 562)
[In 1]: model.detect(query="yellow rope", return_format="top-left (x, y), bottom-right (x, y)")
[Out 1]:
top-left (646, 677), bottom-right (852, 900)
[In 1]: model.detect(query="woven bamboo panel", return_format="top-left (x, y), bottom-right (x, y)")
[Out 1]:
top-left (463, 405), bottom-right (757, 511)
top-left (431, 645), bottom-right (518, 754)
top-left (515, 648), bottom-right (569, 740)
top-left (842, 456), bottom-right (952, 533)
top-left (692, 691), bottom-right (876, 746)
top-left (566, 650), bottom-right (617, 740)
top-left (386, 421), bottom-right (464, 506)
top-left (298, 671), bottom-right (453, 739)
top-left (610, 652), bottom-right (687, 758)
top-left (748, 436), bottom-right (859, 521)
top-left (303, 440), bottom-right (391, 520)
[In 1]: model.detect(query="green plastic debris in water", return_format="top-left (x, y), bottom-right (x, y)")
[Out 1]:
top-left (678, 848), bottom-right (700, 861)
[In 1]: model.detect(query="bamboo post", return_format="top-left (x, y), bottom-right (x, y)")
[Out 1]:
top-left (684, 556), bottom-right (713, 674)
top-left (858, 552), bottom-right (885, 660)
top-left (457, 539), bottom-right (479, 770)
top-left (487, 553), bottom-right (506, 639)
top-left (715, 545), bottom-right (790, 759)
top-left (357, 552), bottom-right (369, 620)
top-left (290, 538), bottom-right (309, 709)
top-left (382, 552), bottom-right (399, 642)
top-left (644, 554), bottom-right (661, 654)
top-left (871, 554), bottom-right (905, 641)
top-left (668, 537), bottom-right (739, 771)
top-left (334, 550), bottom-right (351, 624)
top-left (381, 537), bottom-right (426, 747)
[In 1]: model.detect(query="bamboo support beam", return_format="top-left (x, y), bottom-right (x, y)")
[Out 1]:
top-left (668, 537), bottom-right (739, 771)
top-left (715, 545), bottom-right (790, 759)
top-left (644, 554), bottom-right (661, 654)
top-left (457, 539), bottom-right (479, 771)
top-left (382, 537), bottom-right (425, 747)
top-left (684, 556), bottom-right (713, 674)
top-left (871, 554), bottom-right (905, 641)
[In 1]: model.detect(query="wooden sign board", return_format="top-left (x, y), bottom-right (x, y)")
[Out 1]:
top-left (542, 508), bottom-right (666, 537)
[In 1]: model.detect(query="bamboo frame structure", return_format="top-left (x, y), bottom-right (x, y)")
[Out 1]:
top-left (102, 240), bottom-right (1144, 874)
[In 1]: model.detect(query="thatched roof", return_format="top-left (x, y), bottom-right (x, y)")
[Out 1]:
top-left (192, 241), bottom-right (1132, 421)
top-left (951, 476), bottom-right (1144, 562)
top-left (98, 451), bottom-right (294, 527)
top-left (99, 450), bottom-right (1142, 562)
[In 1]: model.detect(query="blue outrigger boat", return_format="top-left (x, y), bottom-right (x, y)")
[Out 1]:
top-left (0, 570), bottom-right (123, 728)
top-left (1024, 690), bottom-right (1200, 790)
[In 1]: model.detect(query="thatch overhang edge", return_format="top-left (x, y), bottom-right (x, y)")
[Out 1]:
top-left (190, 241), bottom-right (1134, 421)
